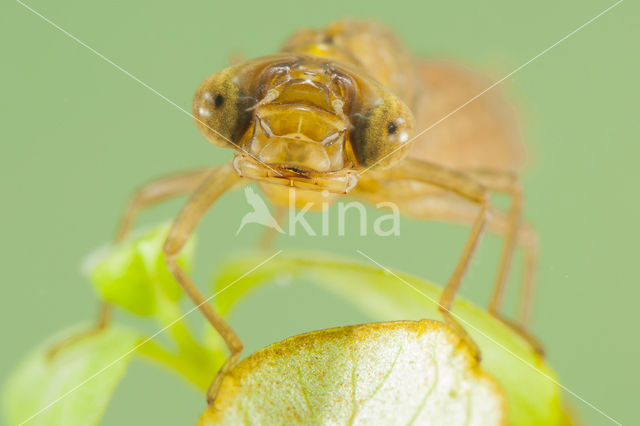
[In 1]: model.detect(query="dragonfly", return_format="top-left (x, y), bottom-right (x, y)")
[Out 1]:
top-left (84, 19), bottom-right (541, 403)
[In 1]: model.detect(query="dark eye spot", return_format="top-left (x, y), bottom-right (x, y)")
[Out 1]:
top-left (214, 94), bottom-right (224, 108)
top-left (387, 121), bottom-right (397, 134)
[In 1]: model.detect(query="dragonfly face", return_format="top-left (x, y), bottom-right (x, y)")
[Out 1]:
top-left (192, 54), bottom-right (415, 178)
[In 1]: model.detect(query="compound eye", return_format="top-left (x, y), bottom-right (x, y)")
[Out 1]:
top-left (349, 97), bottom-right (414, 169)
top-left (192, 71), bottom-right (253, 148)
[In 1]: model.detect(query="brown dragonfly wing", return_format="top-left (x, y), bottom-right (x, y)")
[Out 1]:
top-left (407, 61), bottom-right (527, 173)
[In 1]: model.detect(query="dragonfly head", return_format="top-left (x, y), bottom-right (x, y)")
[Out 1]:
top-left (192, 55), bottom-right (414, 178)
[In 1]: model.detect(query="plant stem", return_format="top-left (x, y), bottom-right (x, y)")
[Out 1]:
top-left (139, 294), bottom-right (225, 391)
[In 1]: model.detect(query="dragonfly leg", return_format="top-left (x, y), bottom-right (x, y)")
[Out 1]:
top-left (467, 170), bottom-right (543, 355)
top-left (162, 163), bottom-right (246, 404)
top-left (366, 159), bottom-right (493, 360)
top-left (438, 196), bottom-right (489, 360)
top-left (357, 164), bottom-right (543, 356)
top-left (47, 168), bottom-right (215, 359)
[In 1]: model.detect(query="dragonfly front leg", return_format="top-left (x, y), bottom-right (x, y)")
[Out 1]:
top-left (438, 196), bottom-right (489, 360)
top-left (360, 160), bottom-right (544, 357)
top-left (48, 168), bottom-right (215, 359)
top-left (378, 158), bottom-right (492, 360)
top-left (162, 163), bottom-right (246, 403)
top-left (116, 168), bottom-right (216, 242)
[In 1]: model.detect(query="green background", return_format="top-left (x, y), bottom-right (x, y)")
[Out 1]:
top-left (1, 0), bottom-right (637, 424)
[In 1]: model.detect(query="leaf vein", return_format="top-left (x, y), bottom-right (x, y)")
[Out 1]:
top-left (408, 348), bottom-right (438, 425)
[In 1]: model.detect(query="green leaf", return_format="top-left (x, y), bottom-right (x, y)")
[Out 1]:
top-left (3, 325), bottom-right (140, 426)
top-left (199, 320), bottom-right (505, 425)
top-left (88, 223), bottom-right (195, 316)
top-left (211, 254), bottom-right (565, 426)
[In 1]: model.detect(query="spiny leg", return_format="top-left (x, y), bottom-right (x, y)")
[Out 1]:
top-left (162, 163), bottom-right (246, 404)
top-left (47, 168), bottom-right (214, 358)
